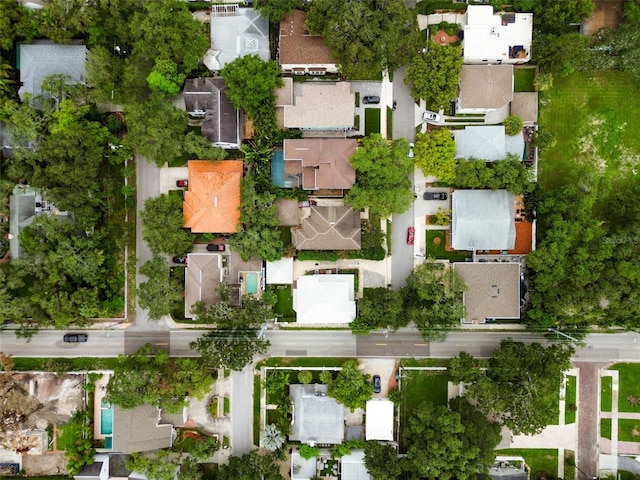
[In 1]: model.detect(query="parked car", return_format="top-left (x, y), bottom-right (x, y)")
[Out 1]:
top-left (206, 243), bottom-right (225, 252)
top-left (408, 142), bottom-right (414, 159)
top-left (63, 333), bottom-right (88, 343)
top-left (176, 179), bottom-right (188, 187)
top-left (373, 375), bottom-right (381, 394)
top-left (407, 227), bottom-right (415, 245)
top-left (423, 191), bottom-right (448, 200)
top-left (172, 256), bottom-right (187, 264)
top-left (362, 95), bottom-right (380, 104)
top-left (299, 200), bottom-right (318, 207)
top-left (422, 111), bottom-right (441, 123)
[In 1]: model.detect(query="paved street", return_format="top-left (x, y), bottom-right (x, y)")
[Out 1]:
top-left (230, 366), bottom-right (253, 455)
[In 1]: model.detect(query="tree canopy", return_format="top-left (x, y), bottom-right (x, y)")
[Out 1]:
top-left (453, 157), bottom-right (535, 195)
top-left (216, 451), bottom-right (283, 480)
top-left (405, 43), bottom-right (463, 110)
top-left (345, 134), bottom-right (414, 217)
top-left (328, 360), bottom-right (373, 411)
top-left (306, 0), bottom-right (420, 79)
top-left (513, 0), bottom-right (593, 34)
top-left (254, 0), bottom-right (303, 23)
top-left (364, 442), bottom-right (403, 480)
top-left (138, 256), bottom-right (185, 321)
top-left (350, 288), bottom-right (404, 335)
top-left (141, 193), bottom-right (193, 256)
top-left (414, 129), bottom-right (456, 183)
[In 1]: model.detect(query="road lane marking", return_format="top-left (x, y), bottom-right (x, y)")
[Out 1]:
top-left (156, 342), bottom-right (169, 346)
top-left (375, 343), bottom-right (388, 346)
top-left (414, 343), bottom-right (428, 346)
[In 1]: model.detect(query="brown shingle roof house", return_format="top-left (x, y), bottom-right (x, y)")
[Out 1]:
top-left (284, 139), bottom-right (356, 190)
top-left (279, 10), bottom-right (338, 75)
top-left (294, 205), bottom-right (361, 250)
top-left (457, 65), bottom-right (513, 113)
top-left (183, 160), bottom-right (243, 234)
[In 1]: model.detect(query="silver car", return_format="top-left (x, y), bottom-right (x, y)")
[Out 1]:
top-left (422, 111), bottom-right (441, 123)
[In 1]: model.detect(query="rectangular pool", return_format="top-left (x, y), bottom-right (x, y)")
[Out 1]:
top-left (104, 436), bottom-right (112, 449)
top-left (100, 408), bottom-right (113, 435)
top-left (246, 272), bottom-right (258, 295)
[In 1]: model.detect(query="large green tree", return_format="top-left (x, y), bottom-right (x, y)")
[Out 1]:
top-left (345, 134), bottom-right (414, 217)
top-left (454, 157), bottom-right (535, 195)
top-left (364, 442), bottom-right (402, 480)
top-left (216, 451), bottom-right (283, 480)
top-left (306, 0), bottom-right (420, 79)
top-left (39, 0), bottom-right (93, 44)
top-left (138, 256), bottom-right (185, 321)
top-left (513, 0), bottom-right (593, 34)
top-left (414, 129), bottom-right (456, 183)
top-left (451, 341), bottom-right (574, 435)
top-left (351, 288), bottom-right (404, 335)
top-left (533, 33), bottom-right (591, 76)
top-left (405, 43), bottom-right (463, 110)
top-left (255, 0), bottom-right (303, 23)
top-left (328, 359), bottom-right (373, 411)
top-left (0, 0), bottom-right (36, 51)
top-left (141, 194), bottom-right (193, 256)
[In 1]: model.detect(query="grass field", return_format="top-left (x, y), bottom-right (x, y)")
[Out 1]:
top-left (601, 375), bottom-right (613, 412)
top-left (601, 418), bottom-right (612, 439)
top-left (619, 419), bottom-right (640, 442)
top-left (425, 230), bottom-right (472, 262)
top-left (514, 67), bottom-right (536, 92)
top-left (610, 364), bottom-right (640, 412)
top-left (400, 371), bottom-right (448, 420)
top-left (273, 284), bottom-right (295, 321)
top-left (55, 422), bottom-right (78, 451)
top-left (564, 375), bottom-right (577, 424)
top-left (498, 448), bottom-right (558, 478)
top-left (538, 71), bottom-right (640, 192)
top-left (365, 108), bottom-right (381, 135)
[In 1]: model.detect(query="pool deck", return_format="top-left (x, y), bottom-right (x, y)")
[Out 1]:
top-left (93, 373), bottom-right (111, 442)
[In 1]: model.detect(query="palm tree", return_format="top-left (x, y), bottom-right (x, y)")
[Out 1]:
top-left (0, 58), bottom-right (14, 98)
top-left (260, 423), bottom-right (285, 451)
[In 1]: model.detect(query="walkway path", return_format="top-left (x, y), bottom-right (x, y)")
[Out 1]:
top-left (576, 362), bottom-right (605, 479)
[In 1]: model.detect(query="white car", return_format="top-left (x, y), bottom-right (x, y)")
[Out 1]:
top-left (422, 111), bottom-right (441, 123)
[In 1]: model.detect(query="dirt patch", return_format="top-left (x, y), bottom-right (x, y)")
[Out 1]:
top-left (433, 236), bottom-right (441, 246)
top-left (582, 0), bottom-right (623, 36)
top-left (22, 452), bottom-right (68, 476)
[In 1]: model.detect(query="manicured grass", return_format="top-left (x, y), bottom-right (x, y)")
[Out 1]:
top-left (56, 422), bottom-right (79, 451)
top-left (387, 106), bottom-right (393, 139)
top-left (401, 358), bottom-right (450, 368)
top-left (538, 71), bottom-right (640, 192)
top-left (278, 226), bottom-right (292, 245)
top-left (601, 418), bottom-right (612, 439)
top-left (514, 67), bottom-right (536, 92)
top-left (619, 471), bottom-right (640, 480)
top-left (401, 371), bottom-right (449, 420)
top-left (425, 230), bottom-right (472, 262)
top-left (610, 363), bottom-right (640, 412)
top-left (564, 450), bottom-right (576, 480)
top-left (564, 375), bottom-right (577, 424)
top-left (619, 419), bottom-right (640, 442)
top-left (364, 108), bottom-right (381, 135)
top-left (261, 357), bottom-right (351, 368)
top-left (386, 219), bottom-right (392, 253)
top-left (13, 357), bottom-right (119, 371)
top-left (253, 375), bottom-right (261, 446)
top-left (171, 265), bottom-right (187, 320)
top-left (601, 375), bottom-right (613, 412)
top-left (273, 284), bottom-right (295, 321)
top-left (223, 397), bottom-right (230, 416)
top-left (498, 449), bottom-right (558, 479)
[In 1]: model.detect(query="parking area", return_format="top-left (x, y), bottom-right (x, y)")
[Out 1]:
top-left (359, 358), bottom-right (396, 398)
top-left (159, 166), bottom-right (188, 195)
top-left (348, 81), bottom-right (383, 137)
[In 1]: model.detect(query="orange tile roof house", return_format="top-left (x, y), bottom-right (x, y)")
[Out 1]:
top-left (279, 10), bottom-right (338, 75)
top-left (283, 139), bottom-right (356, 190)
top-left (183, 160), bottom-right (243, 234)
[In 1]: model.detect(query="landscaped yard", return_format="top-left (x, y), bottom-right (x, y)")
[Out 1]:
top-left (564, 375), bottom-right (577, 424)
top-left (514, 67), bottom-right (536, 92)
top-left (601, 375), bottom-right (613, 412)
top-left (619, 419), bottom-right (640, 442)
top-left (272, 284), bottom-right (295, 321)
top-left (400, 370), bottom-right (449, 423)
top-left (538, 71), bottom-right (640, 192)
top-left (55, 422), bottom-right (79, 451)
top-left (601, 418), bottom-right (612, 439)
top-left (610, 364), bottom-right (640, 412)
top-left (365, 108), bottom-right (381, 135)
top-left (425, 230), bottom-right (472, 262)
top-left (497, 449), bottom-right (558, 479)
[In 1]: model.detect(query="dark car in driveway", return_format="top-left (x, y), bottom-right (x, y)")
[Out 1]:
top-left (362, 95), bottom-right (380, 104)
top-left (64, 333), bottom-right (88, 343)
top-left (373, 375), bottom-right (381, 394)
top-left (423, 191), bottom-right (448, 200)
top-left (206, 243), bottom-right (225, 252)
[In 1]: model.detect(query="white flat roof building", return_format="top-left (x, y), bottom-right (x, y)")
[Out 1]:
top-left (365, 399), bottom-right (394, 441)
top-left (293, 274), bottom-right (356, 324)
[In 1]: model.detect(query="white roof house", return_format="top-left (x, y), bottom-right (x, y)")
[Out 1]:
top-left (365, 399), bottom-right (394, 441)
top-left (293, 274), bottom-right (356, 324)
top-left (462, 5), bottom-right (533, 65)
top-left (284, 82), bottom-right (355, 130)
top-left (290, 384), bottom-right (345, 444)
top-left (451, 190), bottom-right (516, 251)
top-left (341, 450), bottom-right (372, 480)
top-left (453, 126), bottom-right (525, 161)
top-left (266, 257), bottom-right (294, 285)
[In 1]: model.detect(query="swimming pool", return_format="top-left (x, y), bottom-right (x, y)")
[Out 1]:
top-left (104, 436), bottom-right (113, 449)
top-left (246, 272), bottom-right (258, 295)
top-left (100, 407), bottom-right (113, 435)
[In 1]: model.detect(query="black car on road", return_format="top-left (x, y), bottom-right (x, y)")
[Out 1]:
top-left (63, 333), bottom-right (88, 343)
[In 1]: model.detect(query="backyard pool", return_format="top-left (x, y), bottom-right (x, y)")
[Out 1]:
top-left (100, 407), bottom-right (113, 435)
top-left (246, 272), bottom-right (258, 294)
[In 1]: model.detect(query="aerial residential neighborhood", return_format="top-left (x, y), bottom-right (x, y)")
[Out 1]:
top-left (1, 0), bottom-right (639, 479)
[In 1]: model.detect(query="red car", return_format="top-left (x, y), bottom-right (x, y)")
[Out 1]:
top-left (176, 179), bottom-right (188, 188)
top-left (407, 227), bottom-right (415, 245)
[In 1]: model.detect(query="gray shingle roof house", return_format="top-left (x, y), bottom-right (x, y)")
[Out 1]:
top-left (453, 126), bottom-right (525, 161)
top-left (208, 6), bottom-right (269, 71)
top-left (18, 42), bottom-right (87, 101)
top-left (290, 384), bottom-right (345, 444)
top-left (112, 405), bottom-right (184, 454)
top-left (184, 78), bottom-right (241, 148)
top-left (294, 206), bottom-right (361, 251)
top-left (451, 190), bottom-right (516, 251)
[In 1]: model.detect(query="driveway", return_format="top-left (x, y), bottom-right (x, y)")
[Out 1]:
top-left (230, 365), bottom-right (254, 456)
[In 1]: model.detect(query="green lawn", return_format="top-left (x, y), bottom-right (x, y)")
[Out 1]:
top-left (364, 108), bottom-right (381, 135)
top-left (253, 375), bottom-right (261, 446)
top-left (223, 397), bottom-right (230, 416)
top-left (610, 364), bottom-right (640, 412)
top-left (514, 67), bottom-right (536, 92)
top-left (273, 284), bottom-right (295, 321)
top-left (601, 418), bottom-right (612, 439)
top-left (564, 375), bottom-right (577, 424)
top-left (262, 357), bottom-right (351, 368)
top-left (56, 422), bottom-right (79, 451)
top-left (601, 375), bottom-right (613, 412)
top-left (401, 371), bottom-right (449, 420)
top-left (387, 106), bottom-right (393, 139)
top-left (425, 230), bottom-right (472, 262)
top-left (278, 226), bottom-right (292, 245)
top-left (564, 450), bottom-right (576, 480)
top-left (497, 449), bottom-right (558, 479)
top-left (619, 419), bottom-right (640, 442)
top-left (538, 71), bottom-right (640, 192)
top-left (13, 357), bottom-right (119, 371)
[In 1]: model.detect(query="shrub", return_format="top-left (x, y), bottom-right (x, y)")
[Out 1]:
top-left (298, 370), bottom-right (313, 384)
top-left (299, 444), bottom-right (319, 460)
top-left (504, 115), bottom-right (524, 136)
top-left (319, 370), bottom-right (333, 384)
top-left (433, 207), bottom-right (451, 226)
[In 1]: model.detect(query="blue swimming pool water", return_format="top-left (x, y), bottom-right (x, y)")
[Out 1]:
top-left (101, 399), bottom-right (111, 408)
top-left (271, 150), bottom-right (288, 187)
top-left (246, 273), bottom-right (258, 295)
top-left (100, 407), bottom-right (113, 435)
top-left (104, 436), bottom-right (113, 449)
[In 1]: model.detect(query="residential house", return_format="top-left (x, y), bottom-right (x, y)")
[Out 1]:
top-left (290, 384), bottom-right (345, 444)
top-left (111, 405), bottom-right (185, 454)
top-left (284, 82), bottom-right (355, 130)
top-left (183, 160), bottom-right (243, 234)
top-left (340, 450), bottom-right (372, 480)
top-left (266, 257), bottom-right (294, 285)
top-left (450, 190), bottom-right (516, 251)
top-left (453, 125), bottom-right (524, 161)
top-left (207, 5), bottom-right (269, 71)
top-left (486, 456), bottom-right (528, 480)
top-left (74, 453), bottom-right (110, 480)
top-left (453, 262), bottom-right (521, 324)
top-left (17, 42), bottom-right (87, 102)
top-left (293, 274), bottom-right (356, 324)
top-left (294, 206), bottom-right (361, 251)
top-left (365, 399), bottom-right (394, 441)
top-left (184, 78), bottom-right (241, 148)
top-left (511, 92), bottom-right (539, 125)
top-left (457, 65), bottom-right (513, 114)
top-left (283, 139), bottom-right (356, 190)
top-left (279, 10), bottom-right (338, 75)
top-left (462, 5), bottom-right (533, 65)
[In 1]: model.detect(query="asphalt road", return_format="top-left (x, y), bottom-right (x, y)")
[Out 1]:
top-left (230, 366), bottom-right (254, 455)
